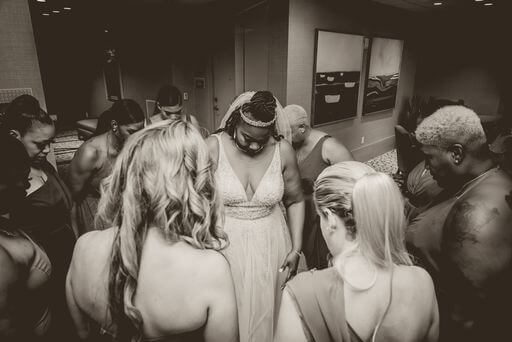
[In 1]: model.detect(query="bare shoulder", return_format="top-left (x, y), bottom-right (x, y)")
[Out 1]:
top-left (395, 265), bottom-right (434, 287)
top-left (205, 134), bottom-right (220, 168)
top-left (71, 228), bottom-right (115, 267)
top-left (73, 137), bottom-right (101, 165)
top-left (322, 136), bottom-right (354, 163)
top-left (199, 249), bottom-right (232, 283)
top-left (0, 246), bottom-right (19, 287)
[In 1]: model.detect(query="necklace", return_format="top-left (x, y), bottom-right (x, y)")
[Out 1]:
top-left (30, 167), bottom-right (47, 184)
top-left (455, 166), bottom-right (498, 199)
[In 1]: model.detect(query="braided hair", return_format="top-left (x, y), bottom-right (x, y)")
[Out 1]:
top-left (217, 91), bottom-right (282, 141)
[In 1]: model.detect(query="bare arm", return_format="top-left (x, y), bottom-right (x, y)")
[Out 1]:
top-left (442, 196), bottom-right (512, 332)
top-left (322, 137), bottom-right (354, 165)
top-left (205, 135), bottom-right (220, 171)
top-left (0, 248), bottom-right (19, 338)
top-left (427, 291), bottom-right (440, 342)
top-left (68, 143), bottom-right (99, 197)
top-left (274, 289), bottom-right (308, 342)
top-left (204, 255), bottom-right (239, 342)
top-left (280, 140), bottom-right (305, 281)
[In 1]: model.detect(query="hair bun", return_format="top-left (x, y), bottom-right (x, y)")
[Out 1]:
top-left (248, 91), bottom-right (276, 120)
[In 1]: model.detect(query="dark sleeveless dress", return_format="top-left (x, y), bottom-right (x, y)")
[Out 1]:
top-left (299, 135), bottom-right (331, 270)
top-left (12, 161), bottom-right (77, 339)
top-left (286, 268), bottom-right (363, 342)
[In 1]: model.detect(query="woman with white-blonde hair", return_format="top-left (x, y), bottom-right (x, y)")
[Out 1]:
top-left (66, 120), bottom-right (239, 342)
top-left (275, 161), bottom-right (439, 342)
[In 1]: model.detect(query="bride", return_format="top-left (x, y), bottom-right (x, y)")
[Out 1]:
top-left (206, 91), bottom-right (305, 342)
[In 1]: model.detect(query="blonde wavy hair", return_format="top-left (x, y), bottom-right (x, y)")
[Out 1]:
top-left (97, 119), bottom-right (227, 342)
top-left (314, 161), bottom-right (412, 269)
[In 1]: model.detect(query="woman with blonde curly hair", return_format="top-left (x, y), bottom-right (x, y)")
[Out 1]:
top-left (275, 161), bottom-right (439, 342)
top-left (66, 120), bottom-right (238, 342)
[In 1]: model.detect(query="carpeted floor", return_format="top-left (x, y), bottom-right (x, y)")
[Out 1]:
top-left (53, 130), bottom-right (398, 176)
top-left (53, 130), bottom-right (82, 178)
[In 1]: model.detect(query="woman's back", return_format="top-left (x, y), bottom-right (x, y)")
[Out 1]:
top-left (345, 265), bottom-right (438, 341)
top-left (280, 265), bottom-right (438, 342)
top-left (67, 227), bottom-right (238, 341)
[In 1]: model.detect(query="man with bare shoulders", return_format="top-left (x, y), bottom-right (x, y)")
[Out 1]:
top-left (408, 105), bottom-right (512, 341)
top-left (283, 104), bottom-right (353, 270)
top-left (69, 99), bottom-right (145, 235)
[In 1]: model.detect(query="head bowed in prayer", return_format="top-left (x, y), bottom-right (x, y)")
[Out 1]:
top-left (97, 119), bottom-right (226, 341)
top-left (283, 104), bottom-right (309, 145)
top-left (219, 91), bottom-right (291, 147)
top-left (95, 99), bottom-right (146, 137)
top-left (155, 84), bottom-right (183, 115)
top-left (1, 95), bottom-right (54, 164)
top-left (415, 105), bottom-right (488, 190)
top-left (314, 161), bottom-right (412, 269)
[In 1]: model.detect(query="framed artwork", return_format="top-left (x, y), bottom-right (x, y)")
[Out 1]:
top-left (363, 37), bottom-right (403, 115)
top-left (312, 29), bottom-right (364, 126)
top-left (103, 48), bottom-right (123, 102)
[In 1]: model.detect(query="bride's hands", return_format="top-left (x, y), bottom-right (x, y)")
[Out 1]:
top-left (279, 250), bottom-right (301, 290)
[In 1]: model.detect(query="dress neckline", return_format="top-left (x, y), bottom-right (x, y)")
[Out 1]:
top-left (217, 133), bottom-right (279, 202)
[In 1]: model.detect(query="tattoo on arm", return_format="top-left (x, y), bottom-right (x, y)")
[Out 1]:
top-left (446, 201), bottom-right (500, 247)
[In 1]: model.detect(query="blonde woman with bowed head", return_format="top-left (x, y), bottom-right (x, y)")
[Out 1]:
top-left (275, 161), bottom-right (439, 342)
top-left (66, 120), bottom-right (238, 342)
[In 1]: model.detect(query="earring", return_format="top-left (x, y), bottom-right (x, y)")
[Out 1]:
top-left (299, 128), bottom-right (306, 134)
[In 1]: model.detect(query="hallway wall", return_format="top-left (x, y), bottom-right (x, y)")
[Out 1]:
top-left (286, 0), bottom-right (419, 161)
top-left (0, 0), bottom-right (46, 109)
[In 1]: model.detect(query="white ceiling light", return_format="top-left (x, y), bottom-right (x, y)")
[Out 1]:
top-left (42, 12), bottom-right (50, 16)
top-left (433, 2), bottom-right (443, 5)
top-left (63, 7), bottom-right (71, 10)
top-left (52, 10), bottom-right (60, 13)
top-left (475, 0), bottom-right (484, 2)
top-left (484, 2), bottom-right (494, 5)
top-left (37, 0), bottom-right (46, 3)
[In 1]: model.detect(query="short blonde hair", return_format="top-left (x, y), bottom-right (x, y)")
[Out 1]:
top-left (314, 161), bottom-right (412, 268)
top-left (283, 104), bottom-right (308, 126)
top-left (415, 105), bottom-right (486, 149)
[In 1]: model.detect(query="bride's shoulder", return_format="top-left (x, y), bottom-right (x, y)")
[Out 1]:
top-left (276, 138), bottom-right (297, 164)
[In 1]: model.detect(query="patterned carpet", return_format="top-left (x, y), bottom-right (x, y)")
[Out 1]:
top-left (53, 130), bottom-right (398, 176)
top-left (53, 130), bottom-right (82, 177)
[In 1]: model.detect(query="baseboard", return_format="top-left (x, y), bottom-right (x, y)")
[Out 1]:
top-left (351, 135), bottom-right (395, 162)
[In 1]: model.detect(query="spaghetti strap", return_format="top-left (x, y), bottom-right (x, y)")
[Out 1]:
top-left (371, 266), bottom-right (394, 342)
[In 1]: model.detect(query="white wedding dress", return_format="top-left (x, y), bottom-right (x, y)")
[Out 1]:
top-left (214, 133), bottom-right (291, 342)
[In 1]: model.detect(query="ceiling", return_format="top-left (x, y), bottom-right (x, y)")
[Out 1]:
top-left (370, 0), bottom-right (502, 12)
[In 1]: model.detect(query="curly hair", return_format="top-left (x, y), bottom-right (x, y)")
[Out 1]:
top-left (415, 105), bottom-right (486, 150)
top-left (97, 120), bottom-right (227, 341)
top-left (217, 91), bottom-right (282, 141)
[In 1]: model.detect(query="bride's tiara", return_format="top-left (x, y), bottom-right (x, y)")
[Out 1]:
top-left (239, 106), bottom-right (276, 128)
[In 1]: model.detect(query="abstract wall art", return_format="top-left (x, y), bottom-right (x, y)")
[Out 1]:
top-left (363, 37), bottom-right (403, 115)
top-left (312, 30), bottom-right (364, 126)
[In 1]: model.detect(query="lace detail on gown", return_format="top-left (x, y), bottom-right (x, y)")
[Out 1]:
top-left (214, 134), bottom-right (284, 220)
top-left (213, 134), bottom-right (290, 342)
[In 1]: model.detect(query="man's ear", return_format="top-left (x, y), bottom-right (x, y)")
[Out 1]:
top-left (9, 129), bottom-right (21, 140)
top-left (449, 143), bottom-right (465, 165)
